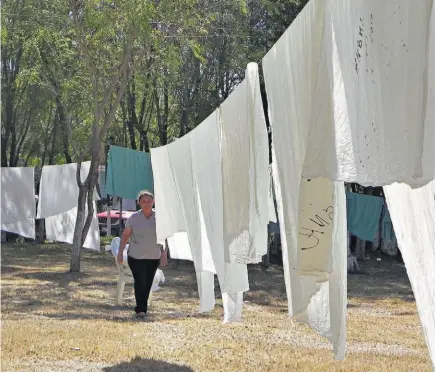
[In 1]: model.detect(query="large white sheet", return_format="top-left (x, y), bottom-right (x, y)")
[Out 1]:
top-left (1, 167), bottom-right (35, 239)
top-left (167, 133), bottom-right (216, 274)
top-left (263, 0), bottom-right (435, 361)
top-left (422, 3), bottom-right (435, 184)
top-left (44, 202), bottom-right (100, 250)
top-left (151, 146), bottom-right (185, 244)
top-left (190, 110), bottom-right (248, 322)
top-left (1, 167), bottom-right (35, 225)
top-left (37, 162), bottom-right (99, 219)
top-left (384, 181), bottom-right (435, 369)
top-left (220, 63), bottom-right (270, 264)
top-left (308, 0), bottom-right (434, 187)
top-left (152, 133), bottom-right (216, 313)
top-left (298, 178), bottom-right (334, 277)
top-left (294, 181), bottom-right (347, 360)
top-left (265, 0), bottom-right (326, 321)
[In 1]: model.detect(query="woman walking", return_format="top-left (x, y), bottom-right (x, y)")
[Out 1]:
top-left (117, 190), bottom-right (167, 318)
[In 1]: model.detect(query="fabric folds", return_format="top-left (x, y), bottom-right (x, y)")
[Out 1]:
top-left (1, 167), bottom-right (35, 239)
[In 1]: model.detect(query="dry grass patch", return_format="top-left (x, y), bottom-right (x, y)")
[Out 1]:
top-left (1, 243), bottom-right (432, 371)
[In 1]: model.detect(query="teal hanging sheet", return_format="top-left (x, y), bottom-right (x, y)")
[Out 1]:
top-left (105, 145), bottom-right (154, 200)
top-left (346, 192), bottom-right (383, 242)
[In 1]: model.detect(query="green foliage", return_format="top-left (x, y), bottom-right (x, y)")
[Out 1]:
top-left (2, 0), bottom-right (308, 165)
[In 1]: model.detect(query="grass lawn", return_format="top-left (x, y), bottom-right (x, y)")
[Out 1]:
top-left (1, 242), bottom-right (432, 371)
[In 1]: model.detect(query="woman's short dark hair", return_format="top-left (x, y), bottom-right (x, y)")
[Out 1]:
top-left (137, 190), bottom-right (154, 202)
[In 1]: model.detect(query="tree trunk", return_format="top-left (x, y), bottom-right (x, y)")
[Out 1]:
top-left (70, 183), bottom-right (87, 272)
top-left (127, 121), bottom-right (136, 149)
top-left (9, 123), bottom-right (17, 166)
top-left (70, 158), bottom-right (100, 272)
top-left (140, 129), bottom-right (150, 152)
top-left (56, 98), bottom-right (72, 163)
top-left (180, 107), bottom-right (188, 137)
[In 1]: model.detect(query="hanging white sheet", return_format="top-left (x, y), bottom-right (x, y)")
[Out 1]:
top-left (264, 0), bottom-right (327, 327)
top-left (44, 202), bottom-right (100, 250)
top-left (167, 133), bottom-right (216, 274)
top-left (294, 180), bottom-right (347, 360)
top-left (220, 63), bottom-right (270, 264)
top-left (298, 178), bottom-right (334, 277)
top-left (37, 162), bottom-right (99, 219)
top-left (315, 0), bottom-right (433, 187)
top-left (190, 110), bottom-right (249, 322)
top-left (422, 2), bottom-right (435, 184)
top-left (384, 181), bottom-right (435, 370)
top-left (1, 167), bottom-right (35, 239)
top-left (263, 0), bottom-right (435, 361)
top-left (151, 146), bottom-right (185, 244)
top-left (167, 232), bottom-right (193, 261)
top-left (152, 133), bottom-right (216, 313)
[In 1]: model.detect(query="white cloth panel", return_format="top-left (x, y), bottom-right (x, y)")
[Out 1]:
top-left (167, 232), bottom-right (193, 261)
top-left (220, 63), bottom-right (270, 264)
top-left (384, 181), bottom-right (435, 370)
top-left (220, 70), bottom-right (251, 263)
top-left (196, 271), bottom-right (216, 313)
top-left (264, 0), bottom-right (435, 189)
top-left (422, 3), bottom-right (435, 184)
top-left (44, 202), bottom-right (100, 250)
top-left (190, 110), bottom-right (248, 322)
top-left (151, 146), bottom-right (185, 244)
top-left (298, 178), bottom-right (333, 276)
top-left (222, 292), bottom-right (244, 324)
top-left (1, 219), bottom-right (35, 240)
top-left (167, 133), bottom-right (216, 273)
top-left (246, 63), bottom-right (270, 262)
top-left (167, 232), bottom-right (215, 312)
top-left (1, 167), bottom-right (35, 239)
top-left (306, 0), bottom-right (434, 187)
top-left (152, 133), bottom-right (216, 312)
top-left (295, 181), bottom-right (347, 360)
top-left (37, 162), bottom-right (99, 218)
top-left (265, 0), bottom-right (326, 319)
top-left (1, 167), bottom-right (35, 224)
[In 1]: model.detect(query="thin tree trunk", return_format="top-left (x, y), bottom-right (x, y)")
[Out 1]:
top-left (56, 98), bottom-right (72, 163)
top-left (127, 121), bottom-right (136, 149)
top-left (48, 110), bottom-right (59, 165)
top-left (9, 122), bottom-right (17, 166)
top-left (180, 107), bottom-right (188, 137)
top-left (71, 162), bottom-right (87, 272)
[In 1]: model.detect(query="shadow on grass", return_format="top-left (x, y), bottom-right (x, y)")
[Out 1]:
top-left (347, 254), bottom-right (415, 302)
top-left (103, 357), bottom-right (193, 372)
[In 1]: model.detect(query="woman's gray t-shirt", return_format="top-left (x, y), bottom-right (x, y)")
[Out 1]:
top-left (126, 211), bottom-right (161, 260)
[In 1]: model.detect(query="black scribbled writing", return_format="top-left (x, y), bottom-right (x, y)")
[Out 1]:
top-left (299, 205), bottom-right (334, 250)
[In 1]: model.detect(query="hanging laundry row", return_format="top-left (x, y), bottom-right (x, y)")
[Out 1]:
top-left (1, 162), bottom-right (100, 250)
top-left (149, 0), bottom-right (435, 364)
top-left (151, 63), bottom-right (267, 322)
